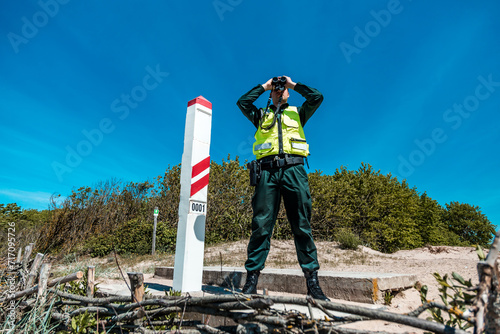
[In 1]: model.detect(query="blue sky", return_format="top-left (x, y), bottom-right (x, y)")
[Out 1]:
top-left (1, 1), bottom-right (499, 227)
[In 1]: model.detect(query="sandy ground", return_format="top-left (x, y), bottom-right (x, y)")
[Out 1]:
top-left (82, 240), bottom-right (483, 333)
top-left (203, 240), bottom-right (481, 332)
top-left (204, 240), bottom-right (480, 308)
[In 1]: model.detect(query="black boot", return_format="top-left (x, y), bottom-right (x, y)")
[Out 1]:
top-left (304, 270), bottom-right (330, 301)
top-left (242, 271), bottom-right (260, 294)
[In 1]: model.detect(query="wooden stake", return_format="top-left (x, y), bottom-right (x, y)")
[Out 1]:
top-left (38, 263), bottom-right (51, 304)
top-left (22, 243), bottom-right (34, 269)
top-left (87, 266), bottom-right (95, 298)
top-left (25, 253), bottom-right (44, 289)
top-left (127, 272), bottom-right (145, 303)
top-left (127, 272), bottom-right (145, 326)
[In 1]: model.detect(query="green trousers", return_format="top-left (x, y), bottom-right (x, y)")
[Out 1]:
top-left (245, 164), bottom-right (320, 272)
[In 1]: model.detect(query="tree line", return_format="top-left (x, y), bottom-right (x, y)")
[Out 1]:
top-left (0, 157), bottom-right (495, 256)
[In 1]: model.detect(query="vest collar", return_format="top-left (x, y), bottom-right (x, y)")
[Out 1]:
top-left (270, 103), bottom-right (289, 112)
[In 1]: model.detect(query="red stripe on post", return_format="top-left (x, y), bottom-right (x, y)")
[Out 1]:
top-left (190, 174), bottom-right (210, 197)
top-left (187, 96), bottom-right (212, 109)
top-left (192, 156), bottom-right (210, 178)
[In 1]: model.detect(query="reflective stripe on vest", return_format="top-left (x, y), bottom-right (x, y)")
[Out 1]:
top-left (254, 142), bottom-right (272, 151)
top-left (253, 106), bottom-right (309, 159)
top-left (291, 142), bottom-right (308, 151)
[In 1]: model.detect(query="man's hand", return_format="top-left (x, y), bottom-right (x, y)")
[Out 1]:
top-left (283, 75), bottom-right (296, 90)
top-left (262, 78), bottom-right (273, 91)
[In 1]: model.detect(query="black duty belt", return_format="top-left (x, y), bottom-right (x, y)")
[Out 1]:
top-left (258, 154), bottom-right (304, 170)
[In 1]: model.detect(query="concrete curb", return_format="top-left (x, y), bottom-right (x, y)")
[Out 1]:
top-left (154, 266), bottom-right (417, 304)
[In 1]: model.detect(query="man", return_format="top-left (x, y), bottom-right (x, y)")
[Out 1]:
top-left (236, 75), bottom-right (329, 301)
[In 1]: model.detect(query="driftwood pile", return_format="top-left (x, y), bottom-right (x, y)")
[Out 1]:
top-left (2, 231), bottom-right (500, 333)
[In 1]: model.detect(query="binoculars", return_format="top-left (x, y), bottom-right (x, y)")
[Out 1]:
top-left (272, 76), bottom-right (287, 91)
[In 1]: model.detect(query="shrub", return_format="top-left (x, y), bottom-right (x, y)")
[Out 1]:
top-left (335, 228), bottom-right (362, 250)
top-left (85, 219), bottom-right (177, 257)
top-left (204, 156), bottom-right (253, 244)
top-left (443, 202), bottom-right (495, 247)
top-left (16, 158), bottom-right (494, 256)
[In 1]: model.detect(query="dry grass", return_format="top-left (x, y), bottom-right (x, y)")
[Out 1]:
top-left (51, 252), bottom-right (176, 280)
top-left (50, 239), bottom-right (403, 277)
top-left (201, 239), bottom-right (389, 270)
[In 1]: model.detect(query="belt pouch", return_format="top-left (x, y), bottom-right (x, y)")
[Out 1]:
top-left (247, 160), bottom-right (261, 186)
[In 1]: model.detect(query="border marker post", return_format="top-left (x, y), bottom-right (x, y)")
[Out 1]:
top-left (173, 96), bottom-right (212, 292)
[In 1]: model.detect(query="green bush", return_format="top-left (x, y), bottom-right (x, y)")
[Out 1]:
top-left (0, 204), bottom-right (47, 251)
top-left (17, 157), bottom-right (494, 256)
top-left (335, 228), bottom-right (362, 250)
top-left (85, 219), bottom-right (177, 257)
top-left (204, 156), bottom-right (253, 244)
top-left (443, 202), bottom-right (495, 247)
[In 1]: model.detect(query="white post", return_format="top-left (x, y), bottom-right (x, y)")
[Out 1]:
top-left (152, 207), bottom-right (159, 255)
top-left (173, 96), bottom-right (212, 292)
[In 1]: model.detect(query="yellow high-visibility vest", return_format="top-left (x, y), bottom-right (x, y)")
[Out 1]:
top-left (253, 106), bottom-right (309, 159)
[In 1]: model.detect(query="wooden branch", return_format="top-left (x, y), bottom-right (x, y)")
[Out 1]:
top-left (213, 297), bottom-right (274, 310)
top-left (195, 324), bottom-right (231, 334)
top-left (50, 299), bottom-right (246, 320)
top-left (102, 294), bottom-right (469, 333)
top-left (307, 296), bottom-right (367, 322)
top-left (318, 326), bottom-right (414, 334)
top-left (51, 304), bottom-right (183, 322)
top-left (187, 305), bottom-right (247, 319)
top-left (51, 311), bottom-right (70, 322)
top-left (25, 253), bottom-right (44, 289)
top-left (139, 329), bottom-right (212, 334)
top-left (69, 306), bottom-right (114, 317)
top-left (476, 229), bottom-right (500, 334)
top-left (104, 300), bottom-right (167, 312)
top-left (28, 286), bottom-right (477, 334)
top-left (143, 294), bottom-right (246, 303)
top-left (57, 300), bottom-right (84, 306)
top-left (51, 294), bottom-right (184, 310)
top-left (266, 296), bottom-right (469, 334)
top-left (45, 291), bottom-right (473, 334)
top-left (485, 230), bottom-right (500, 267)
top-left (105, 309), bottom-right (145, 324)
top-left (147, 319), bottom-right (177, 327)
top-left (0, 271), bottom-right (83, 302)
top-left (306, 296), bottom-right (320, 334)
top-left (484, 271), bottom-right (500, 334)
top-left (52, 290), bottom-right (132, 304)
top-left (48, 271), bottom-right (83, 287)
top-left (480, 231), bottom-right (500, 333)
top-left (407, 301), bottom-right (476, 323)
top-left (145, 306), bottom-right (184, 318)
top-left (252, 314), bottom-right (287, 327)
